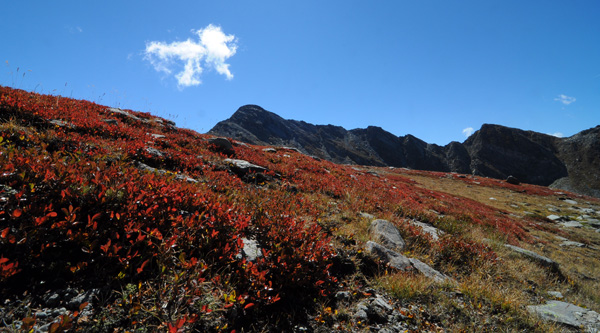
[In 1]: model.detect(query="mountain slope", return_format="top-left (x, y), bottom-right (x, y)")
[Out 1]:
top-left (2, 86), bottom-right (600, 332)
top-left (210, 105), bottom-right (599, 197)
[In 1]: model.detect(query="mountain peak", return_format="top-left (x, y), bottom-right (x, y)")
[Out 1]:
top-left (210, 106), bottom-right (600, 197)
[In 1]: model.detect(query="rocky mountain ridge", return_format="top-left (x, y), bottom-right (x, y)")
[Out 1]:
top-left (209, 105), bottom-right (600, 197)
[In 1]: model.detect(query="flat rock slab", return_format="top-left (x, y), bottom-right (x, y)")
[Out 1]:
top-left (504, 244), bottom-right (560, 273)
top-left (560, 241), bottom-right (586, 247)
top-left (409, 220), bottom-right (444, 241)
top-left (547, 215), bottom-right (564, 221)
top-left (408, 258), bottom-right (453, 284)
top-left (365, 241), bottom-right (452, 283)
top-left (365, 241), bottom-right (413, 272)
top-left (223, 159), bottom-right (267, 175)
top-left (560, 221), bottom-right (584, 228)
top-left (368, 219), bottom-right (406, 251)
top-left (527, 300), bottom-right (600, 331)
top-left (585, 219), bottom-right (600, 226)
top-left (108, 107), bottom-right (142, 121)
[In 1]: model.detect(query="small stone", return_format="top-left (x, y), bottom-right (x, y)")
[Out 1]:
top-left (107, 107), bottom-right (141, 121)
top-left (547, 291), bottom-right (564, 299)
top-left (35, 311), bottom-right (48, 319)
top-left (354, 309), bottom-right (368, 321)
top-left (49, 119), bottom-right (73, 128)
top-left (360, 212), bottom-right (375, 220)
top-left (335, 291), bottom-right (352, 303)
top-left (547, 215), bottom-right (563, 221)
top-left (236, 238), bottom-right (262, 262)
top-left (43, 292), bottom-right (61, 307)
top-left (262, 148), bottom-right (277, 153)
top-left (145, 147), bottom-right (164, 158)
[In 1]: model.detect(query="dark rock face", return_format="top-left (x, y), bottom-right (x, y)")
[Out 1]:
top-left (552, 126), bottom-right (600, 198)
top-left (463, 124), bottom-right (567, 186)
top-left (209, 105), bottom-right (600, 197)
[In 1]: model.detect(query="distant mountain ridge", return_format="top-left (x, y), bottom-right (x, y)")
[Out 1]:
top-left (209, 105), bottom-right (600, 198)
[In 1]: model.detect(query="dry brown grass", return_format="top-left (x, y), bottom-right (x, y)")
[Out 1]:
top-left (358, 167), bottom-right (600, 330)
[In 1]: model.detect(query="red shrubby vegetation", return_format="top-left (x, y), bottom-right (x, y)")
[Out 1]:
top-left (0, 86), bottom-right (557, 330)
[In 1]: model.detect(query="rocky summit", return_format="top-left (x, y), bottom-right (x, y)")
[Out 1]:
top-left (210, 105), bottom-right (600, 197)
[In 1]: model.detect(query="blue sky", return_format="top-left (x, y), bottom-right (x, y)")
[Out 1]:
top-left (2, 1), bottom-right (599, 144)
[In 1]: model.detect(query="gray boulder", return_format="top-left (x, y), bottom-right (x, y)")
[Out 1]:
top-left (223, 158), bottom-right (275, 185)
top-left (368, 219), bottom-right (406, 251)
top-left (409, 220), bottom-right (444, 241)
top-left (207, 137), bottom-right (235, 156)
top-left (236, 238), bottom-right (262, 262)
top-left (527, 300), bottom-right (600, 331)
top-left (364, 241), bottom-right (413, 271)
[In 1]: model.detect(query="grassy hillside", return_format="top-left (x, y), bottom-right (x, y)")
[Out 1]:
top-left (1, 85), bottom-right (599, 332)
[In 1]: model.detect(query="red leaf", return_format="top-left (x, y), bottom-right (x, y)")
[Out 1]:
top-left (243, 303), bottom-right (255, 310)
top-left (12, 209), bottom-right (22, 218)
top-left (1, 227), bottom-right (9, 238)
top-left (100, 239), bottom-right (111, 253)
top-left (137, 259), bottom-right (149, 274)
top-left (0, 257), bottom-right (9, 265)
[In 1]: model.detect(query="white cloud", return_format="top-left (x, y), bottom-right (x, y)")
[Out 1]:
top-left (549, 132), bottom-right (564, 138)
top-left (65, 25), bottom-right (83, 34)
top-left (462, 127), bottom-right (475, 138)
top-left (144, 24), bottom-right (237, 88)
top-left (554, 94), bottom-right (576, 105)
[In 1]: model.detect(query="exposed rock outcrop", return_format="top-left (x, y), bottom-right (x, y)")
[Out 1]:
top-left (209, 105), bottom-right (600, 197)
